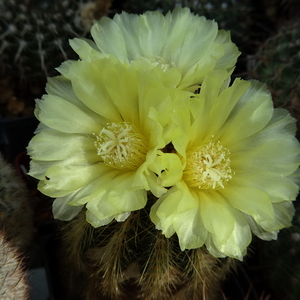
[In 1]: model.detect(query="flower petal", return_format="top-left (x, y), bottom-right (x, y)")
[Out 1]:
top-left (86, 192), bottom-right (122, 221)
top-left (201, 78), bottom-right (250, 139)
top-left (259, 201), bottom-right (295, 232)
top-left (174, 207), bottom-right (207, 251)
top-left (149, 152), bottom-right (183, 187)
top-left (91, 16), bottom-right (129, 63)
top-left (214, 30), bottom-right (241, 71)
top-left (243, 214), bottom-right (278, 241)
top-left (35, 95), bottom-right (101, 133)
top-left (27, 130), bottom-right (95, 161)
top-left (107, 173), bottom-right (147, 212)
top-left (199, 190), bottom-right (235, 243)
top-left (200, 191), bottom-right (251, 259)
top-left (69, 37), bottom-right (104, 60)
top-left (86, 209), bottom-right (114, 227)
top-left (231, 137), bottom-right (300, 176)
top-left (221, 184), bottom-right (274, 224)
top-left (66, 59), bottom-right (123, 121)
top-left (37, 163), bottom-right (104, 197)
top-left (229, 171), bottom-right (299, 203)
top-left (150, 181), bottom-right (198, 238)
top-left (90, 7), bottom-right (239, 88)
top-left (53, 194), bottom-right (84, 221)
top-left (220, 80), bottom-right (274, 144)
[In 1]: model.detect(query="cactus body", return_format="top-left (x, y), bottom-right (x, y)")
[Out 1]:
top-left (59, 200), bottom-right (236, 300)
top-left (247, 21), bottom-right (300, 131)
top-left (0, 0), bottom-right (112, 80)
top-left (0, 231), bottom-right (29, 300)
top-left (0, 154), bottom-right (32, 250)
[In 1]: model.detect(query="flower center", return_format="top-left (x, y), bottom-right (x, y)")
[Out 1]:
top-left (94, 122), bottom-right (148, 171)
top-left (183, 141), bottom-right (233, 189)
top-left (150, 56), bottom-right (174, 72)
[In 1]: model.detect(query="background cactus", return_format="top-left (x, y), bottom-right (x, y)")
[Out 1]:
top-left (247, 20), bottom-right (300, 135)
top-left (0, 0), bottom-right (112, 119)
top-left (0, 154), bottom-right (33, 250)
top-left (59, 201), bottom-right (236, 300)
top-left (253, 204), bottom-right (300, 300)
top-left (0, 0), bottom-right (112, 80)
top-left (0, 230), bottom-right (30, 300)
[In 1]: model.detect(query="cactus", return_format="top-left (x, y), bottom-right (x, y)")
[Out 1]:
top-left (59, 199), bottom-right (236, 300)
top-left (0, 230), bottom-right (29, 300)
top-left (261, 0), bottom-right (300, 24)
top-left (0, 154), bottom-right (33, 250)
top-left (0, 0), bottom-right (112, 81)
top-left (243, 17), bottom-right (300, 299)
top-left (247, 20), bottom-right (300, 133)
top-left (255, 203), bottom-right (300, 300)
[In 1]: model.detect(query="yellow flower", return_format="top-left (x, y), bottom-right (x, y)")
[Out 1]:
top-left (70, 7), bottom-right (240, 90)
top-left (150, 71), bottom-right (300, 260)
top-left (27, 57), bottom-right (189, 227)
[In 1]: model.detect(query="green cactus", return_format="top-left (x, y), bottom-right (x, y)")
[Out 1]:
top-left (0, 230), bottom-right (29, 300)
top-left (0, 0), bottom-right (112, 81)
top-left (247, 20), bottom-right (300, 131)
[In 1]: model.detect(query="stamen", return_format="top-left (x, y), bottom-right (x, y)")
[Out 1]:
top-left (183, 141), bottom-right (233, 189)
top-left (94, 122), bottom-right (148, 171)
top-left (149, 56), bottom-right (174, 72)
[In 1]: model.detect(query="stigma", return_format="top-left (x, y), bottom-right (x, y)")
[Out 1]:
top-left (183, 141), bottom-right (233, 189)
top-left (94, 122), bottom-right (148, 171)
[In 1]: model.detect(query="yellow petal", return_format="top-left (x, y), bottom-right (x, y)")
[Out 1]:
top-left (149, 152), bottom-right (183, 187)
top-left (173, 207), bottom-right (207, 250)
top-left (232, 137), bottom-right (300, 176)
top-left (27, 130), bottom-right (95, 161)
top-left (150, 181), bottom-right (198, 238)
top-left (35, 95), bottom-right (102, 133)
top-left (86, 194), bottom-right (123, 222)
top-left (89, 7), bottom-right (239, 88)
top-left (53, 194), bottom-right (84, 221)
top-left (202, 78), bottom-right (250, 139)
top-left (38, 163), bottom-right (104, 197)
top-left (214, 30), bottom-right (241, 71)
top-left (28, 150), bottom-right (99, 181)
top-left (220, 80), bottom-right (274, 144)
top-left (91, 16), bottom-right (129, 63)
top-left (201, 192), bottom-right (251, 259)
top-left (230, 171), bottom-right (299, 203)
top-left (259, 201), bottom-right (295, 232)
top-left (86, 209), bottom-right (114, 227)
top-left (69, 38), bottom-right (104, 60)
top-left (66, 59), bottom-right (123, 121)
top-left (221, 185), bottom-right (274, 224)
top-left (199, 190), bottom-right (235, 242)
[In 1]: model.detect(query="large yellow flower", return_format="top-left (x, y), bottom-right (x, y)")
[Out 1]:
top-left (27, 57), bottom-right (190, 227)
top-left (70, 7), bottom-right (240, 90)
top-left (150, 70), bottom-right (300, 260)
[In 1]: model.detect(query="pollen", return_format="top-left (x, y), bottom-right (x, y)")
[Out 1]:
top-left (94, 122), bottom-right (148, 170)
top-left (150, 56), bottom-right (174, 72)
top-left (183, 141), bottom-right (233, 189)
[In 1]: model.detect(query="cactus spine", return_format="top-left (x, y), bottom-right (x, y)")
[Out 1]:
top-left (0, 0), bottom-right (112, 81)
top-left (0, 231), bottom-right (29, 300)
top-left (59, 199), bottom-right (236, 300)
